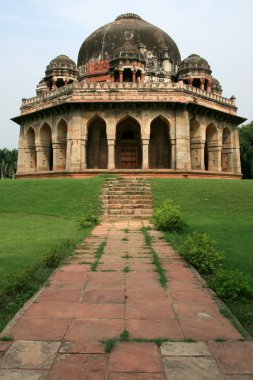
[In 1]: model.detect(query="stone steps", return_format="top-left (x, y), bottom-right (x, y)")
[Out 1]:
top-left (101, 177), bottom-right (152, 221)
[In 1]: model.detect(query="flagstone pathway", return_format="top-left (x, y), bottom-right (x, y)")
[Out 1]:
top-left (0, 221), bottom-right (252, 379)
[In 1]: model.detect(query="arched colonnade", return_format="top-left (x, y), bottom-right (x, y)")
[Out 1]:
top-left (24, 115), bottom-right (237, 173)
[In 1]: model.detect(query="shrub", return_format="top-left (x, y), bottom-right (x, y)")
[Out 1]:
top-left (43, 248), bottom-right (61, 268)
top-left (151, 199), bottom-right (187, 233)
top-left (79, 214), bottom-right (99, 228)
top-left (180, 232), bottom-right (224, 274)
top-left (6, 267), bottom-right (35, 295)
top-left (208, 269), bottom-right (253, 302)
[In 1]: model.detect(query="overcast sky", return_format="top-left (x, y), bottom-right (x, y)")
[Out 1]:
top-left (1, 0), bottom-right (252, 149)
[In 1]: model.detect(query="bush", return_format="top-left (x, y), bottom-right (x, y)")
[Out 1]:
top-left (208, 269), bottom-right (253, 302)
top-left (43, 248), bottom-right (61, 268)
top-left (180, 232), bottom-right (224, 274)
top-left (151, 199), bottom-right (187, 233)
top-left (79, 214), bottom-right (99, 228)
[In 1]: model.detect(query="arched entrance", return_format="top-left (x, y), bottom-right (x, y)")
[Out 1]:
top-left (87, 117), bottom-right (108, 169)
top-left (116, 117), bottom-right (142, 169)
top-left (149, 116), bottom-right (171, 168)
top-left (27, 127), bottom-right (36, 170)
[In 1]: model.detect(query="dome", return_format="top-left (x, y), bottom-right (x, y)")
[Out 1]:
top-left (77, 13), bottom-right (181, 67)
top-left (178, 54), bottom-right (211, 74)
top-left (49, 55), bottom-right (76, 66)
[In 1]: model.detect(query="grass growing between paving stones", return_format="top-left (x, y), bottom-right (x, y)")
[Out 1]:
top-left (102, 330), bottom-right (196, 353)
top-left (141, 226), bottom-right (167, 288)
top-left (91, 241), bottom-right (107, 271)
top-left (0, 177), bottom-right (107, 332)
top-left (123, 266), bottom-right (131, 273)
top-left (150, 178), bottom-right (253, 337)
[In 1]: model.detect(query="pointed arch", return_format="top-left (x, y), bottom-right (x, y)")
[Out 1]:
top-left (115, 116), bottom-right (142, 169)
top-left (87, 116), bottom-right (108, 168)
top-left (149, 115), bottom-right (171, 168)
top-left (26, 127), bottom-right (36, 170)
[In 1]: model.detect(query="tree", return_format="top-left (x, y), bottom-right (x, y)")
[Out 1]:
top-left (0, 148), bottom-right (18, 179)
top-left (238, 122), bottom-right (253, 179)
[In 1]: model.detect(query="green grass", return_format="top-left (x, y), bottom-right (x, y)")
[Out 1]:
top-left (91, 241), bottom-right (106, 271)
top-left (0, 177), bottom-right (108, 332)
top-left (150, 178), bottom-right (253, 336)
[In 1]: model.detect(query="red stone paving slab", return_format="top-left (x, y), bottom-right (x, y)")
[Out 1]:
top-left (51, 271), bottom-right (88, 282)
top-left (174, 301), bottom-right (221, 319)
top-left (108, 374), bottom-right (165, 380)
top-left (126, 319), bottom-right (183, 339)
top-left (81, 289), bottom-right (125, 303)
top-left (168, 279), bottom-right (202, 292)
top-left (126, 301), bottom-right (176, 320)
top-left (60, 341), bottom-right (104, 354)
top-left (169, 289), bottom-right (215, 304)
top-left (129, 263), bottom-right (154, 271)
top-left (75, 303), bottom-right (124, 319)
top-left (59, 264), bottom-right (91, 272)
top-left (36, 289), bottom-right (82, 303)
top-left (180, 317), bottom-right (242, 340)
top-left (65, 319), bottom-right (124, 342)
top-left (126, 289), bottom-right (169, 303)
top-left (109, 343), bottom-right (162, 373)
top-left (208, 341), bottom-right (253, 375)
top-left (47, 354), bottom-right (106, 380)
top-left (48, 280), bottom-right (85, 290)
top-left (98, 263), bottom-right (126, 271)
top-left (9, 318), bottom-right (71, 341)
top-left (22, 302), bottom-right (77, 319)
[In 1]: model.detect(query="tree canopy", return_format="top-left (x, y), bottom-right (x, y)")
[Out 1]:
top-left (239, 121), bottom-right (253, 179)
top-left (0, 148), bottom-right (18, 179)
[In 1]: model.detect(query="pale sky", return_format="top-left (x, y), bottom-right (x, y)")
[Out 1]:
top-left (1, 0), bottom-right (252, 148)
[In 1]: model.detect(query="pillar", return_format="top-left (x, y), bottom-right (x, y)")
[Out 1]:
top-left (175, 107), bottom-right (191, 170)
top-left (207, 143), bottom-right (222, 171)
top-left (66, 110), bottom-right (82, 171)
top-left (119, 70), bottom-right (123, 83)
top-left (142, 139), bottom-right (149, 169)
top-left (200, 78), bottom-right (205, 91)
top-left (53, 142), bottom-right (66, 171)
top-left (207, 79), bottom-right (211, 93)
top-left (141, 73), bottom-right (145, 83)
top-left (188, 78), bottom-right (193, 87)
top-left (233, 129), bottom-right (241, 174)
top-left (52, 79), bottom-right (57, 90)
top-left (132, 70), bottom-right (136, 83)
top-left (170, 138), bottom-right (176, 169)
top-left (81, 139), bottom-right (87, 169)
top-left (107, 139), bottom-right (115, 169)
top-left (36, 145), bottom-right (50, 171)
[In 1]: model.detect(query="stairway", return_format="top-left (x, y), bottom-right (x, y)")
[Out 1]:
top-left (101, 177), bottom-right (152, 221)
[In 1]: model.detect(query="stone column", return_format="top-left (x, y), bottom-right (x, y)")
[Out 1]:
top-left (16, 126), bottom-right (28, 174)
top-left (175, 107), bottom-right (191, 170)
top-left (207, 144), bottom-right (222, 171)
top-left (233, 129), bottom-right (241, 174)
top-left (200, 78), bottom-right (205, 91)
top-left (66, 110), bottom-right (82, 171)
top-left (170, 138), bottom-right (176, 169)
top-left (132, 70), bottom-right (136, 83)
top-left (36, 145), bottom-right (50, 171)
top-left (107, 139), bottom-right (115, 169)
top-left (119, 70), bottom-right (123, 83)
top-left (80, 139), bottom-right (87, 169)
top-left (207, 79), bottom-right (211, 93)
top-left (200, 141), bottom-right (205, 170)
top-left (142, 139), bottom-right (149, 169)
top-left (188, 78), bottom-right (193, 87)
top-left (141, 73), bottom-right (145, 83)
top-left (53, 142), bottom-right (66, 171)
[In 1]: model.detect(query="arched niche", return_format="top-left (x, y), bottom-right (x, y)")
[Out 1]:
top-left (115, 116), bottom-right (142, 169)
top-left (205, 123), bottom-right (218, 171)
top-left (26, 127), bottom-right (36, 170)
top-left (221, 127), bottom-right (232, 172)
top-left (87, 117), bottom-right (108, 169)
top-left (55, 119), bottom-right (67, 170)
top-left (149, 116), bottom-right (171, 168)
top-left (39, 123), bottom-right (53, 171)
top-left (190, 119), bottom-right (201, 170)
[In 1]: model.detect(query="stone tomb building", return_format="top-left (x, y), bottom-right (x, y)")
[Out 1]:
top-left (13, 13), bottom-right (246, 178)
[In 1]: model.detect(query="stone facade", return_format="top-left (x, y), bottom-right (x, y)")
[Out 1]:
top-left (13, 14), bottom-right (245, 178)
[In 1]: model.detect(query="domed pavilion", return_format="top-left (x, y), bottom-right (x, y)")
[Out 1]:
top-left (13, 13), bottom-right (245, 178)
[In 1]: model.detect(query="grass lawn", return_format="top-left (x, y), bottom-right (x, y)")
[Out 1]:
top-left (150, 178), bottom-right (253, 336)
top-left (0, 177), bottom-right (106, 331)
